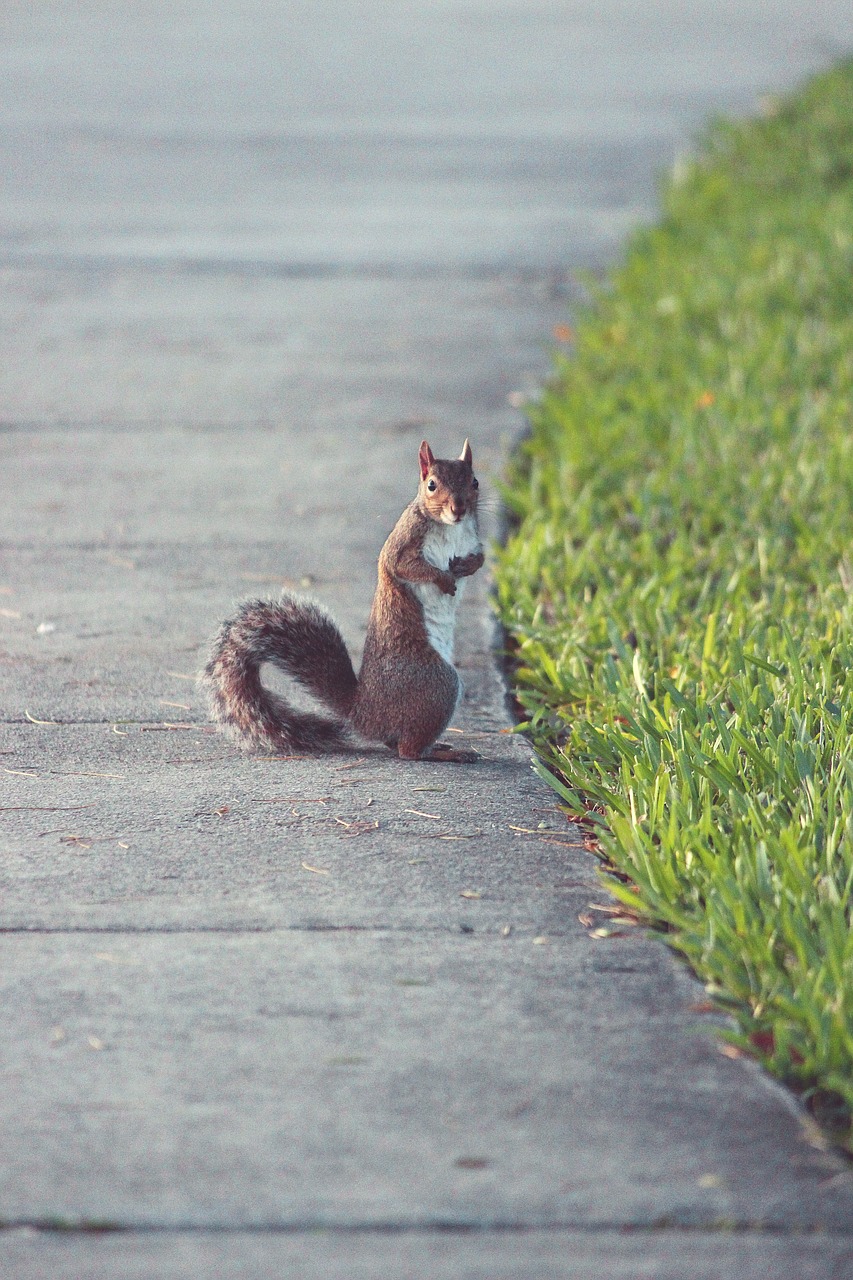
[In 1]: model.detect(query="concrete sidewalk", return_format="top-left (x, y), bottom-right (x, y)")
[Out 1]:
top-left (2, 4), bottom-right (853, 1276)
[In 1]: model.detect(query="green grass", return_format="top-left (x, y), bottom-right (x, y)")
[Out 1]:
top-left (495, 60), bottom-right (853, 1141)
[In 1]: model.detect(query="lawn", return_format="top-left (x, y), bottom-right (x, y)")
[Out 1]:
top-left (495, 60), bottom-right (853, 1144)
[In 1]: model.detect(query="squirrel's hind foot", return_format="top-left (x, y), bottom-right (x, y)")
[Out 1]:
top-left (398, 740), bottom-right (479, 763)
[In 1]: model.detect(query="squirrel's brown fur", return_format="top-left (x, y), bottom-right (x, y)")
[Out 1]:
top-left (200, 440), bottom-right (484, 762)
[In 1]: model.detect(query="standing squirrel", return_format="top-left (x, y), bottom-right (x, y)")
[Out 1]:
top-left (201, 439), bottom-right (485, 762)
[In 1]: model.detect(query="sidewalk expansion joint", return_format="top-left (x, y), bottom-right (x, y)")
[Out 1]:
top-left (2, 1219), bottom-right (850, 1238)
top-left (0, 252), bottom-right (573, 285)
top-left (0, 924), bottom-right (558, 937)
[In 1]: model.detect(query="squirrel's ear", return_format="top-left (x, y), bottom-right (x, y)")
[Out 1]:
top-left (459, 438), bottom-right (473, 467)
top-left (418, 440), bottom-right (435, 479)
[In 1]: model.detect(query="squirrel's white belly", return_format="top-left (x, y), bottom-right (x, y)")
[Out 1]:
top-left (411, 515), bottom-right (481, 665)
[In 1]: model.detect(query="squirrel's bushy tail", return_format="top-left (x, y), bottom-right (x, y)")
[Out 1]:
top-left (200, 595), bottom-right (358, 753)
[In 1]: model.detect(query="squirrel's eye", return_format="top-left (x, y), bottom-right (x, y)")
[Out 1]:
top-left (427, 479), bottom-right (437, 491)
top-left (472, 477), bottom-right (479, 489)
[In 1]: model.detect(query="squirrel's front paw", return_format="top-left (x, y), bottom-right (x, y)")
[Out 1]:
top-left (439, 572), bottom-right (458, 595)
top-left (450, 551), bottom-right (485, 578)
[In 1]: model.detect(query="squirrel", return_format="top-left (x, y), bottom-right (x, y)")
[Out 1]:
top-left (200, 439), bottom-right (485, 763)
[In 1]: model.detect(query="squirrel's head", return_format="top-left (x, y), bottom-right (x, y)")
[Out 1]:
top-left (418, 439), bottom-right (479, 524)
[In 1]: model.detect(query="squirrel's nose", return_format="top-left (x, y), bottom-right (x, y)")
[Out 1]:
top-left (451, 502), bottom-right (465, 520)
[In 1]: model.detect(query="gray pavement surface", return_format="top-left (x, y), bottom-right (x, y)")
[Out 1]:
top-left (3, 3), bottom-right (853, 1276)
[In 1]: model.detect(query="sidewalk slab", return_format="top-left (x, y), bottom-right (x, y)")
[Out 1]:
top-left (0, 268), bottom-right (559, 431)
top-left (0, 721), bottom-right (590, 936)
top-left (1, 930), bottom-right (849, 1231)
